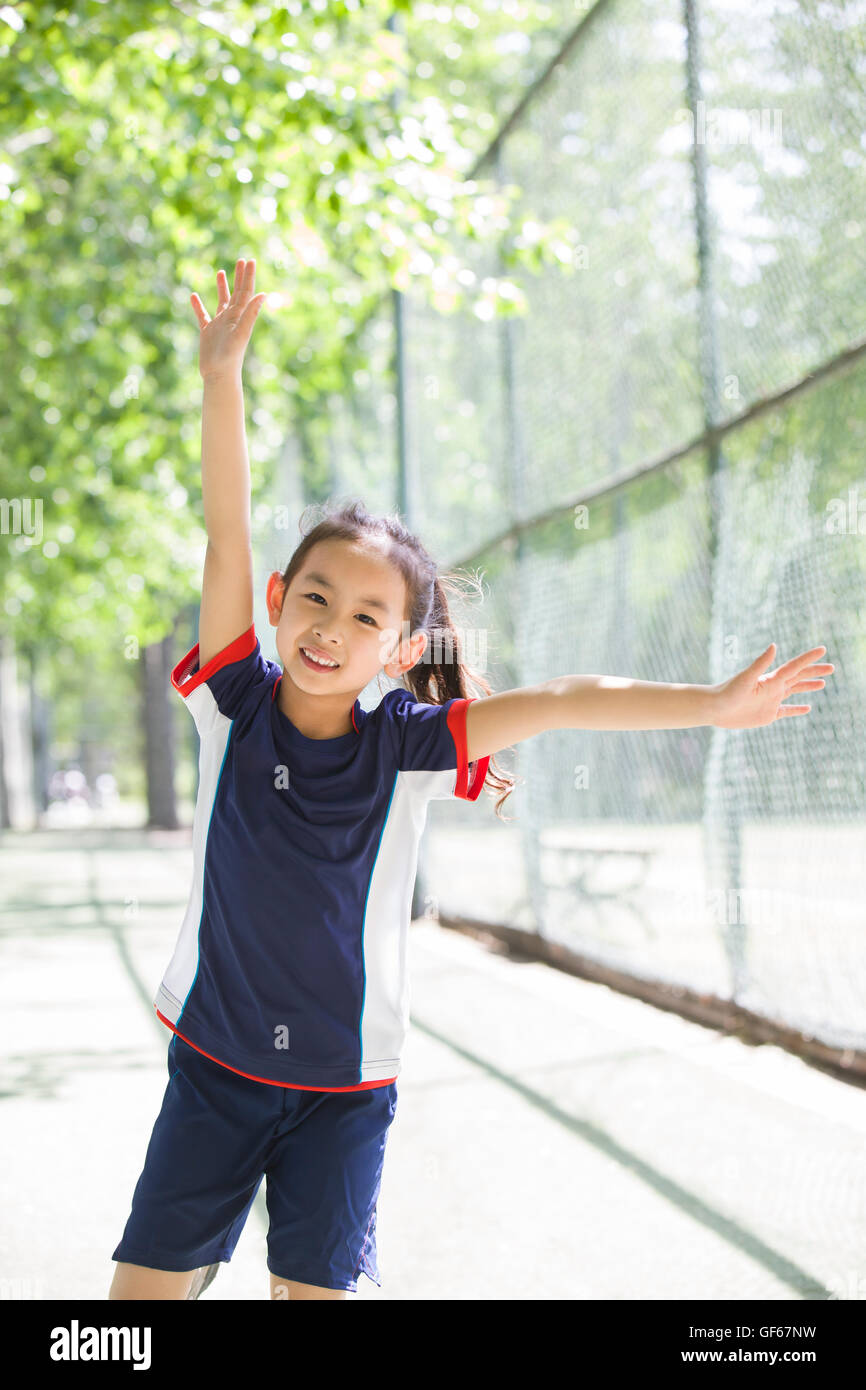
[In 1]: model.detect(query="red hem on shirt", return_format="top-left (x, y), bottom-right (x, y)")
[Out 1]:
top-left (171, 624), bottom-right (258, 698)
top-left (156, 1011), bottom-right (397, 1091)
top-left (446, 697), bottom-right (491, 801)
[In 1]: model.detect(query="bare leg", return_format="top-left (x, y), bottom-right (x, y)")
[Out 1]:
top-left (109, 1262), bottom-right (200, 1300)
top-left (269, 1272), bottom-right (348, 1300)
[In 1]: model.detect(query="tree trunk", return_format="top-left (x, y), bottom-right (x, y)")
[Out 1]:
top-left (0, 642), bottom-right (8, 831)
top-left (0, 634), bottom-right (36, 830)
top-left (27, 646), bottom-right (51, 817)
top-left (141, 629), bottom-right (178, 830)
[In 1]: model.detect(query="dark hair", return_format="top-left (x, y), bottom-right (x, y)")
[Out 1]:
top-left (277, 496), bottom-right (517, 820)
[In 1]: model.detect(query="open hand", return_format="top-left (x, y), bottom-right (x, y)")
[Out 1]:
top-left (190, 257), bottom-right (267, 380)
top-left (712, 643), bottom-right (834, 729)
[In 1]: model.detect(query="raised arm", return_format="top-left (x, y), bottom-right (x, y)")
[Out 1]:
top-left (464, 644), bottom-right (834, 762)
top-left (188, 257), bottom-right (267, 669)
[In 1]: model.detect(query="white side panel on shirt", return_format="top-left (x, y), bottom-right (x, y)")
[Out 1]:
top-left (154, 685), bottom-right (232, 1022)
top-left (357, 766), bottom-right (455, 1077)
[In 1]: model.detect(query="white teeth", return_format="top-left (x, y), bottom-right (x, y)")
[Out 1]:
top-left (302, 648), bottom-right (338, 668)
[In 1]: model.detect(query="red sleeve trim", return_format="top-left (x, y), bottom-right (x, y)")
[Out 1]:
top-left (446, 697), bottom-right (491, 802)
top-left (171, 624), bottom-right (257, 699)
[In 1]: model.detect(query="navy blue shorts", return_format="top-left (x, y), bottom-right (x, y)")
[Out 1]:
top-left (111, 1033), bottom-right (398, 1292)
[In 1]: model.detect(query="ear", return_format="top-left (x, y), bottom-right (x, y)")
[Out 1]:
top-left (382, 628), bottom-right (428, 679)
top-left (266, 571), bottom-right (287, 626)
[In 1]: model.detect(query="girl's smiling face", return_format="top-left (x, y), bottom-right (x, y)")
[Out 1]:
top-left (267, 537), bottom-right (427, 695)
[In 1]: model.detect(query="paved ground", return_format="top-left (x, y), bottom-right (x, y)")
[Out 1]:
top-left (1, 825), bottom-right (864, 1301)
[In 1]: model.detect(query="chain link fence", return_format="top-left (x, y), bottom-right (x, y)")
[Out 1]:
top-left (289, 0), bottom-right (866, 1067)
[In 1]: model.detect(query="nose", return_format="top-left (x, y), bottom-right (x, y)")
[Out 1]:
top-left (311, 623), bottom-right (342, 650)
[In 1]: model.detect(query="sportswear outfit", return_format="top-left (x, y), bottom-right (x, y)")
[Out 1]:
top-left (111, 625), bottom-right (490, 1289)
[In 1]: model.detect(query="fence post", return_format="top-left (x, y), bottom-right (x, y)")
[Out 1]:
top-left (492, 141), bottom-right (548, 934)
top-left (683, 0), bottom-right (746, 998)
top-left (383, 7), bottom-right (427, 920)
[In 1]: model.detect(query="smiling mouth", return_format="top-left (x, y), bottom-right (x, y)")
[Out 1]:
top-left (299, 646), bottom-right (341, 670)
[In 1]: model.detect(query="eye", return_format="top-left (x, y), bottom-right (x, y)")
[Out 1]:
top-left (304, 593), bottom-right (377, 627)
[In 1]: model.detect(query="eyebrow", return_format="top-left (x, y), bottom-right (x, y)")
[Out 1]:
top-left (299, 571), bottom-right (392, 615)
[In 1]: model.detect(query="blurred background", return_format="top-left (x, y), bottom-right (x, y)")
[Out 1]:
top-left (1, 0), bottom-right (866, 1301)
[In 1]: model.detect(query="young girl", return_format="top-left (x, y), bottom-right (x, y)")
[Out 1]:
top-left (108, 258), bottom-right (832, 1301)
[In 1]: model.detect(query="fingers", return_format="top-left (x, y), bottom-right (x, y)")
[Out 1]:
top-left (190, 258), bottom-right (260, 329)
top-left (788, 666), bottom-right (833, 685)
top-left (750, 643), bottom-right (777, 675)
top-left (238, 292), bottom-right (268, 333)
top-left (190, 292), bottom-right (210, 327)
top-left (762, 646), bottom-right (833, 688)
top-left (228, 257), bottom-right (256, 308)
top-left (216, 268), bottom-right (230, 313)
top-left (776, 645), bottom-right (827, 679)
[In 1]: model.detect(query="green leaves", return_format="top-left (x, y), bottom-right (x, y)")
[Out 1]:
top-left (0, 0), bottom-right (574, 673)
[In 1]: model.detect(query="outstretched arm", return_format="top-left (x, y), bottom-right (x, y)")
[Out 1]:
top-left (189, 257), bottom-right (268, 669)
top-left (464, 644), bottom-right (834, 763)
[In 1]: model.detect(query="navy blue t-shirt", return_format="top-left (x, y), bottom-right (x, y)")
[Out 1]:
top-left (153, 624), bottom-right (491, 1090)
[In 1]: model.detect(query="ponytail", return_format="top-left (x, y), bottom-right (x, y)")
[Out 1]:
top-left (402, 572), bottom-right (517, 821)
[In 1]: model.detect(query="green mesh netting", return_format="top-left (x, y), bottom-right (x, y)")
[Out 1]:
top-left (299, 0), bottom-right (866, 1052)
